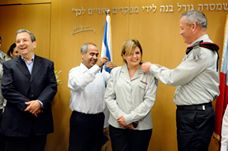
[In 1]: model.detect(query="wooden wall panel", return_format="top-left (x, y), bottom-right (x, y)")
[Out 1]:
top-left (0, 0), bottom-right (50, 5)
top-left (50, 1), bottom-right (227, 151)
top-left (0, 3), bottom-right (51, 58)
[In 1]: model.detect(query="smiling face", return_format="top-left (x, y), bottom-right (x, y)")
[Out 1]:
top-left (82, 44), bottom-right (99, 69)
top-left (123, 47), bottom-right (142, 68)
top-left (179, 16), bottom-right (195, 45)
top-left (15, 32), bottom-right (36, 57)
top-left (179, 10), bottom-right (208, 45)
top-left (121, 39), bottom-right (143, 68)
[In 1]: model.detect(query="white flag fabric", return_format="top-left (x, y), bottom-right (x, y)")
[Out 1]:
top-left (101, 13), bottom-right (112, 129)
top-left (101, 13), bottom-right (112, 73)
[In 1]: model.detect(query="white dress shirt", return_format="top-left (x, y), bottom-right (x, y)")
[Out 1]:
top-left (68, 63), bottom-right (110, 114)
top-left (149, 34), bottom-right (219, 105)
top-left (105, 65), bottom-right (157, 130)
top-left (21, 55), bottom-right (34, 74)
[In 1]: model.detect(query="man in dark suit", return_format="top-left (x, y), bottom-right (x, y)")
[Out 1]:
top-left (1, 29), bottom-right (57, 151)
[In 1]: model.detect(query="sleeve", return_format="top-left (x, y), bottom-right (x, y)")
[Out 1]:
top-left (68, 64), bottom-right (101, 92)
top-left (124, 75), bottom-right (158, 124)
top-left (0, 63), bottom-right (3, 79)
top-left (102, 70), bottom-right (111, 82)
top-left (104, 68), bottom-right (126, 119)
top-left (37, 61), bottom-right (57, 109)
top-left (1, 62), bottom-right (28, 111)
top-left (150, 48), bottom-right (211, 86)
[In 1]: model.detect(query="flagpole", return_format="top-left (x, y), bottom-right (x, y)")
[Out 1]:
top-left (105, 9), bottom-right (110, 15)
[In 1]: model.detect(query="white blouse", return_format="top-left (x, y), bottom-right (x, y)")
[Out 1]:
top-left (105, 65), bottom-right (157, 130)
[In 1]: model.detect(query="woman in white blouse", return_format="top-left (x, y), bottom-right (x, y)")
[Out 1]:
top-left (105, 39), bottom-right (158, 151)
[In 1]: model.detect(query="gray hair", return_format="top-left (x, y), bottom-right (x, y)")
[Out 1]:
top-left (16, 29), bottom-right (36, 42)
top-left (80, 42), bottom-right (97, 54)
top-left (181, 10), bottom-right (207, 28)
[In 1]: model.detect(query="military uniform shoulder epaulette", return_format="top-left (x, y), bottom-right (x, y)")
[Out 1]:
top-left (186, 40), bottom-right (219, 55)
top-left (186, 40), bottom-right (219, 71)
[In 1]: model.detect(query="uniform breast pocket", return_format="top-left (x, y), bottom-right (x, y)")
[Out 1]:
top-left (138, 80), bottom-right (147, 90)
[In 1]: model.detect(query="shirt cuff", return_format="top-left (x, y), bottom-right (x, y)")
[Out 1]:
top-left (124, 114), bottom-right (133, 125)
top-left (38, 100), bottom-right (43, 108)
top-left (88, 64), bottom-right (101, 74)
top-left (150, 64), bottom-right (161, 78)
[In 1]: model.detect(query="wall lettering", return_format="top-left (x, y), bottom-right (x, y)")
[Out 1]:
top-left (72, 3), bottom-right (228, 16)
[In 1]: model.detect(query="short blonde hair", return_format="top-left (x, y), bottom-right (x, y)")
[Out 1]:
top-left (121, 39), bottom-right (143, 63)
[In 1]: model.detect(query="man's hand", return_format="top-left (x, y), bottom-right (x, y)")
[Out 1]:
top-left (117, 116), bottom-right (127, 128)
top-left (105, 62), bottom-right (117, 69)
top-left (141, 62), bottom-right (152, 73)
top-left (96, 57), bottom-right (108, 67)
top-left (117, 116), bottom-right (136, 129)
top-left (24, 100), bottom-right (42, 117)
top-left (125, 123), bottom-right (134, 129)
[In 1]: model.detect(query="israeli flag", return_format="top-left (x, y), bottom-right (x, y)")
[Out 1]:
top-left (101, 13), bottom-right (112, 73)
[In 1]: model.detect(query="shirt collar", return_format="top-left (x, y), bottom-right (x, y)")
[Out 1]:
top-left (122, 63), bottom-right (144, 76)
top-left (190, 34), bottom-right (212, 46)
top-left (21, 54), bottom-right (35, 64)
top-left (80, 63), bottom-right (89, 72)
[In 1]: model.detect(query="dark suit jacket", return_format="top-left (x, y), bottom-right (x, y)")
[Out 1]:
top-left (1, 55), bottom-right (57, 137)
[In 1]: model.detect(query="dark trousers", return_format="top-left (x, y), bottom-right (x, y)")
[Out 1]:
top-left (109, 125), bottom-right (152, 151)
top-left (69, 111), bottom-right (104, 151)
top-left (176, 103), bottom-right (215, 151)
top-left (0, 132), bottom-right (4, 151)
top-left (0, 109), bottom-right (4, 151)
top-left (4, 135), bottom-right (47, 151)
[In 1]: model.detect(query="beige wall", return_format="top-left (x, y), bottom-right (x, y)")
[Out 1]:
top-left (0, 0), bottom-right (227, 151)
top-left (0, 2), bottom-right (51, 57)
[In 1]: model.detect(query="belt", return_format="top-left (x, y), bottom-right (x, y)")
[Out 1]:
top-left (73, 110), bottom-right (103, 116)
top-left (177, 102), bottom-right (212, 111)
